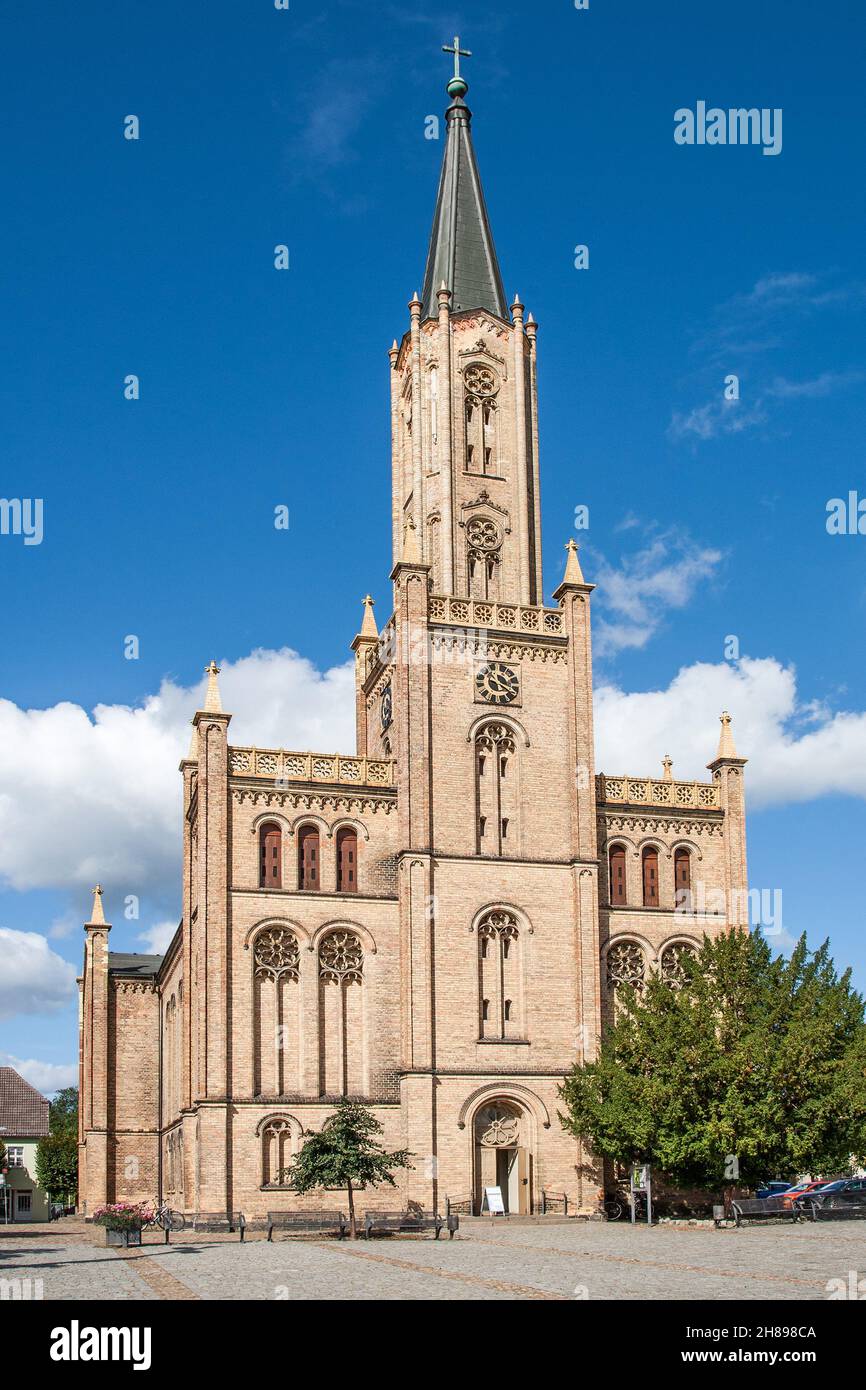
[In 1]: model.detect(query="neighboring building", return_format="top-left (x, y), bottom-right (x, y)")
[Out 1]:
top-left (78, 53), bottom-right (749, 1221)
top-left (0, 1068), bottom-right (50, 1222)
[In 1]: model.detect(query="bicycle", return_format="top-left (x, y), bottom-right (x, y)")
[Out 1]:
top-left (143, 1198), bottom-right (186, 1233)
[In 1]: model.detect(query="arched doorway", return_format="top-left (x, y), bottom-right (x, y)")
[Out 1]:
top-left (473, 1100), bottom-right (532, 1215)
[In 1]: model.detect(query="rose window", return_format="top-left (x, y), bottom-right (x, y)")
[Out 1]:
top-left (319, 930), bottom-right (364, 984)
top-left (660, 942), bottom-right (696, 988)
top-left (606, 941), bottom-right (646, 992)
top-left (464, 364), bottom-right (498, 396)
top-left (253, 928), bottom-right (300, 981)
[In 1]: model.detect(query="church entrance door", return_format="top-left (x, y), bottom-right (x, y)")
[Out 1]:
top-left (474, 1101), bottom-right (531, 1215)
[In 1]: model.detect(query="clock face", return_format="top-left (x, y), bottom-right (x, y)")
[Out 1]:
top-left (380, 685), bottom-right (393, 729)
top-left (475, 662), bottom-right (519, 706)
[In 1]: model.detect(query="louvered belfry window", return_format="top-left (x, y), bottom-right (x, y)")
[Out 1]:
top-left (298, 826), bottom-right (320, 891)
top-left (336, 828), bottom-right (358, 893)
top-left (609, 845), bottom-right (627, 905)
top-left (259, 823), bottom-right (282, 888)
top-left (642, 847), bottom-right (660, 907)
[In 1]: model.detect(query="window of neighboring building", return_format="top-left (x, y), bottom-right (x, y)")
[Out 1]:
top-left (7, 1146), bottom-right (24, 1167)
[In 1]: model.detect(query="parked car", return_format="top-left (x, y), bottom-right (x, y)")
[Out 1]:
top-left (779, 1180), bottom-right (832, 1206)
top-left (755, 1181), bottom-right (794, 1199)
top-left (797, 1178), bottom-right (866, 1220)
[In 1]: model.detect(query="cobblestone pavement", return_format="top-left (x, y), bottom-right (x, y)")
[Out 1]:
top-left (1, 1218), bottom-right (863, 1301)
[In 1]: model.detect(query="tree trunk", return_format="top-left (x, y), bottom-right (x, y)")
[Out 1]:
top-left (347, 1178), bottom-right (357, 1240)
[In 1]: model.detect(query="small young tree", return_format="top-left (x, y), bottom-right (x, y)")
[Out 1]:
top-left (282, 1101), bottom-right (412, 1238)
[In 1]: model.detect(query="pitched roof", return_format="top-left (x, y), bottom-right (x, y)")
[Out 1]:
top-left (420, 96), bottom-right (508, 322)
top-left (107, 952), bottom-right (163, 978)
top-left (0, 1068), bottom-right (50, 1138)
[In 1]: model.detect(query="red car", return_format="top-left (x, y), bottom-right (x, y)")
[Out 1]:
top-left (780, 1180), bottom-right (830, 1206)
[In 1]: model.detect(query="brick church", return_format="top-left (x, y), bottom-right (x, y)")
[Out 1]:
top-left (78, 52), bottom-right (749, 1221)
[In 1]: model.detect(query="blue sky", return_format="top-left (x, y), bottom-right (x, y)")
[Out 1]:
top-left (1, 0), bottom-right (865, 1092)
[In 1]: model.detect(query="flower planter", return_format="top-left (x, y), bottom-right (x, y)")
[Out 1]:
top-left (105, 1226), bottom-right (142, 1247)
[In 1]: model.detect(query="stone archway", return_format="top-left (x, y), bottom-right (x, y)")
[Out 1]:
top-left (473, 1099), bottom-right (532, 1215)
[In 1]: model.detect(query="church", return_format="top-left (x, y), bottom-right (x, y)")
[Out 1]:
top-left (78, 50), bottom-right (749, 1222)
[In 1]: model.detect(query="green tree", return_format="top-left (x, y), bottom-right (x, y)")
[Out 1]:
top-left (36, 1132), bottom-right (78, 1208)
top-left (49, 1087), bottom-right (78, 1137)
top-left (281, 1101), bottom-right (413, 1238)
top-left (559, 930), bottom-right (866, 1197)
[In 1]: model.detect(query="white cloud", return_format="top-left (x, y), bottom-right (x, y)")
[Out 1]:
top-left (595, 655), bottom-right (866, 809)
top-left (0, 1050), bottom-right (78, 1096)
top-left (138, 920), bottom-right (179, 954)
top-left (0, 929), bottom-right (78, 1020)
top-left (669, 371), bottom-right (864, 441)
top-left (593, 536), bottom-right (724, 654)
top-left (0, 647), bottom-right (354, 912)
top-left (0, 638), bottom-right (864, 965)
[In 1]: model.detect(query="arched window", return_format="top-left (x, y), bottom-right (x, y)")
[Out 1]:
top-left (477, 909), bottom-right (522, 1039)
top-left (660, 941), bottom-right (697, 989)
top-left (259, 822), bottom-right (282, 889)
top-left (674, 848), bottom-right (692, 912)
top-left (606, 940), bottom-right (646, 1001)
top-left (642, 846), bottom-right (659, 907)
top-left (318, 930), bottom-right (365, 1097)
top-left (475, 723), bottom-right (517, 856)
top-left (336, 828), bottom-right (358, 893)
top-left (298, 826), bottom-right (320, 891)
top-left (609, 844), bottom-right (627, 906)
top-left (253, 927), bottom-right (300, 1096)
top-left (466, 517), bottom-right (501, 601)
top-left (261, 1117), bottom-right (299, 1187)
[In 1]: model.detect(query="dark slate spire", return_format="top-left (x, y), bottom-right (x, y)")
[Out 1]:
top-left (420, 41), bottom-right (508, 322)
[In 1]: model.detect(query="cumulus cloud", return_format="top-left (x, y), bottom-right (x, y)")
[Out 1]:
top-left (595, 655), bottom-right (866, 809)
top-left (1, 640), bottom-right (865, 967)
top-left (593, 535), bottom-right (724, 654)
top-left (138, 920), bottom-right (180, 954)
top-left (0, 1050), bottom-right (78, 1095)
top-left (0, 929), bottom-right (78, 1020)
top-left (0, 647), bottom-right (354, 912)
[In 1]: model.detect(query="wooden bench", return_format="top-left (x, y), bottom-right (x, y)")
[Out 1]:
top-left (730, 1197), bottom-right (801, 1227)
top-left (267, 1210), bottom-right (348, 1241)
top-left (192, 1211), bottom-right (246, 1241)
top-left (364, 1209), bottom-right (458, 1240)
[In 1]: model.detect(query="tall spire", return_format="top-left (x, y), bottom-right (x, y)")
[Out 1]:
top-left (420, 37), bottom-right (508, 321)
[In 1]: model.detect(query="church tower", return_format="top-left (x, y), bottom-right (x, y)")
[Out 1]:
top-left (364, 43), bottom-right (603, 1214)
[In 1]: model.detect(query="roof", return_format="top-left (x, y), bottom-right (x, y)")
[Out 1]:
top-left (420, 97), bottom-right (508, 321)
top-left (107, 952), bottom-right (164, 978)
top-left (0, 1068), bottom-right (50, 1139)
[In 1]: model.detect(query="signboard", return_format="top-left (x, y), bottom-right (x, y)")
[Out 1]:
top-left (482, 1186), bottom-right (505, 1214)
top-left (631, 1164), bottom-right (649, 1191)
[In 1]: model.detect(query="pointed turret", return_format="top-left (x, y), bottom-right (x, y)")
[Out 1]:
top-left (420, 43), bottom-right (507, 320)
top-left (714, 710), bottom-right (739, 760)
top-left (203, 660), bottom-right (222, 714)
top-left (86, 884), bottom-right (108, 928)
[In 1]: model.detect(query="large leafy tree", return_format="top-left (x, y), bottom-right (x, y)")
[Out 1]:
top-left (36, 1132), bottom-right (78, 1207)
top-left (36, 1086), bottom-right (80, 1208)
top-left (560, 931), bottom-right (866, 1193)
top-left (281, 1101), bottom-right (412, 1238)
top-left (49, 1087), bottom-right (78, 1137)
